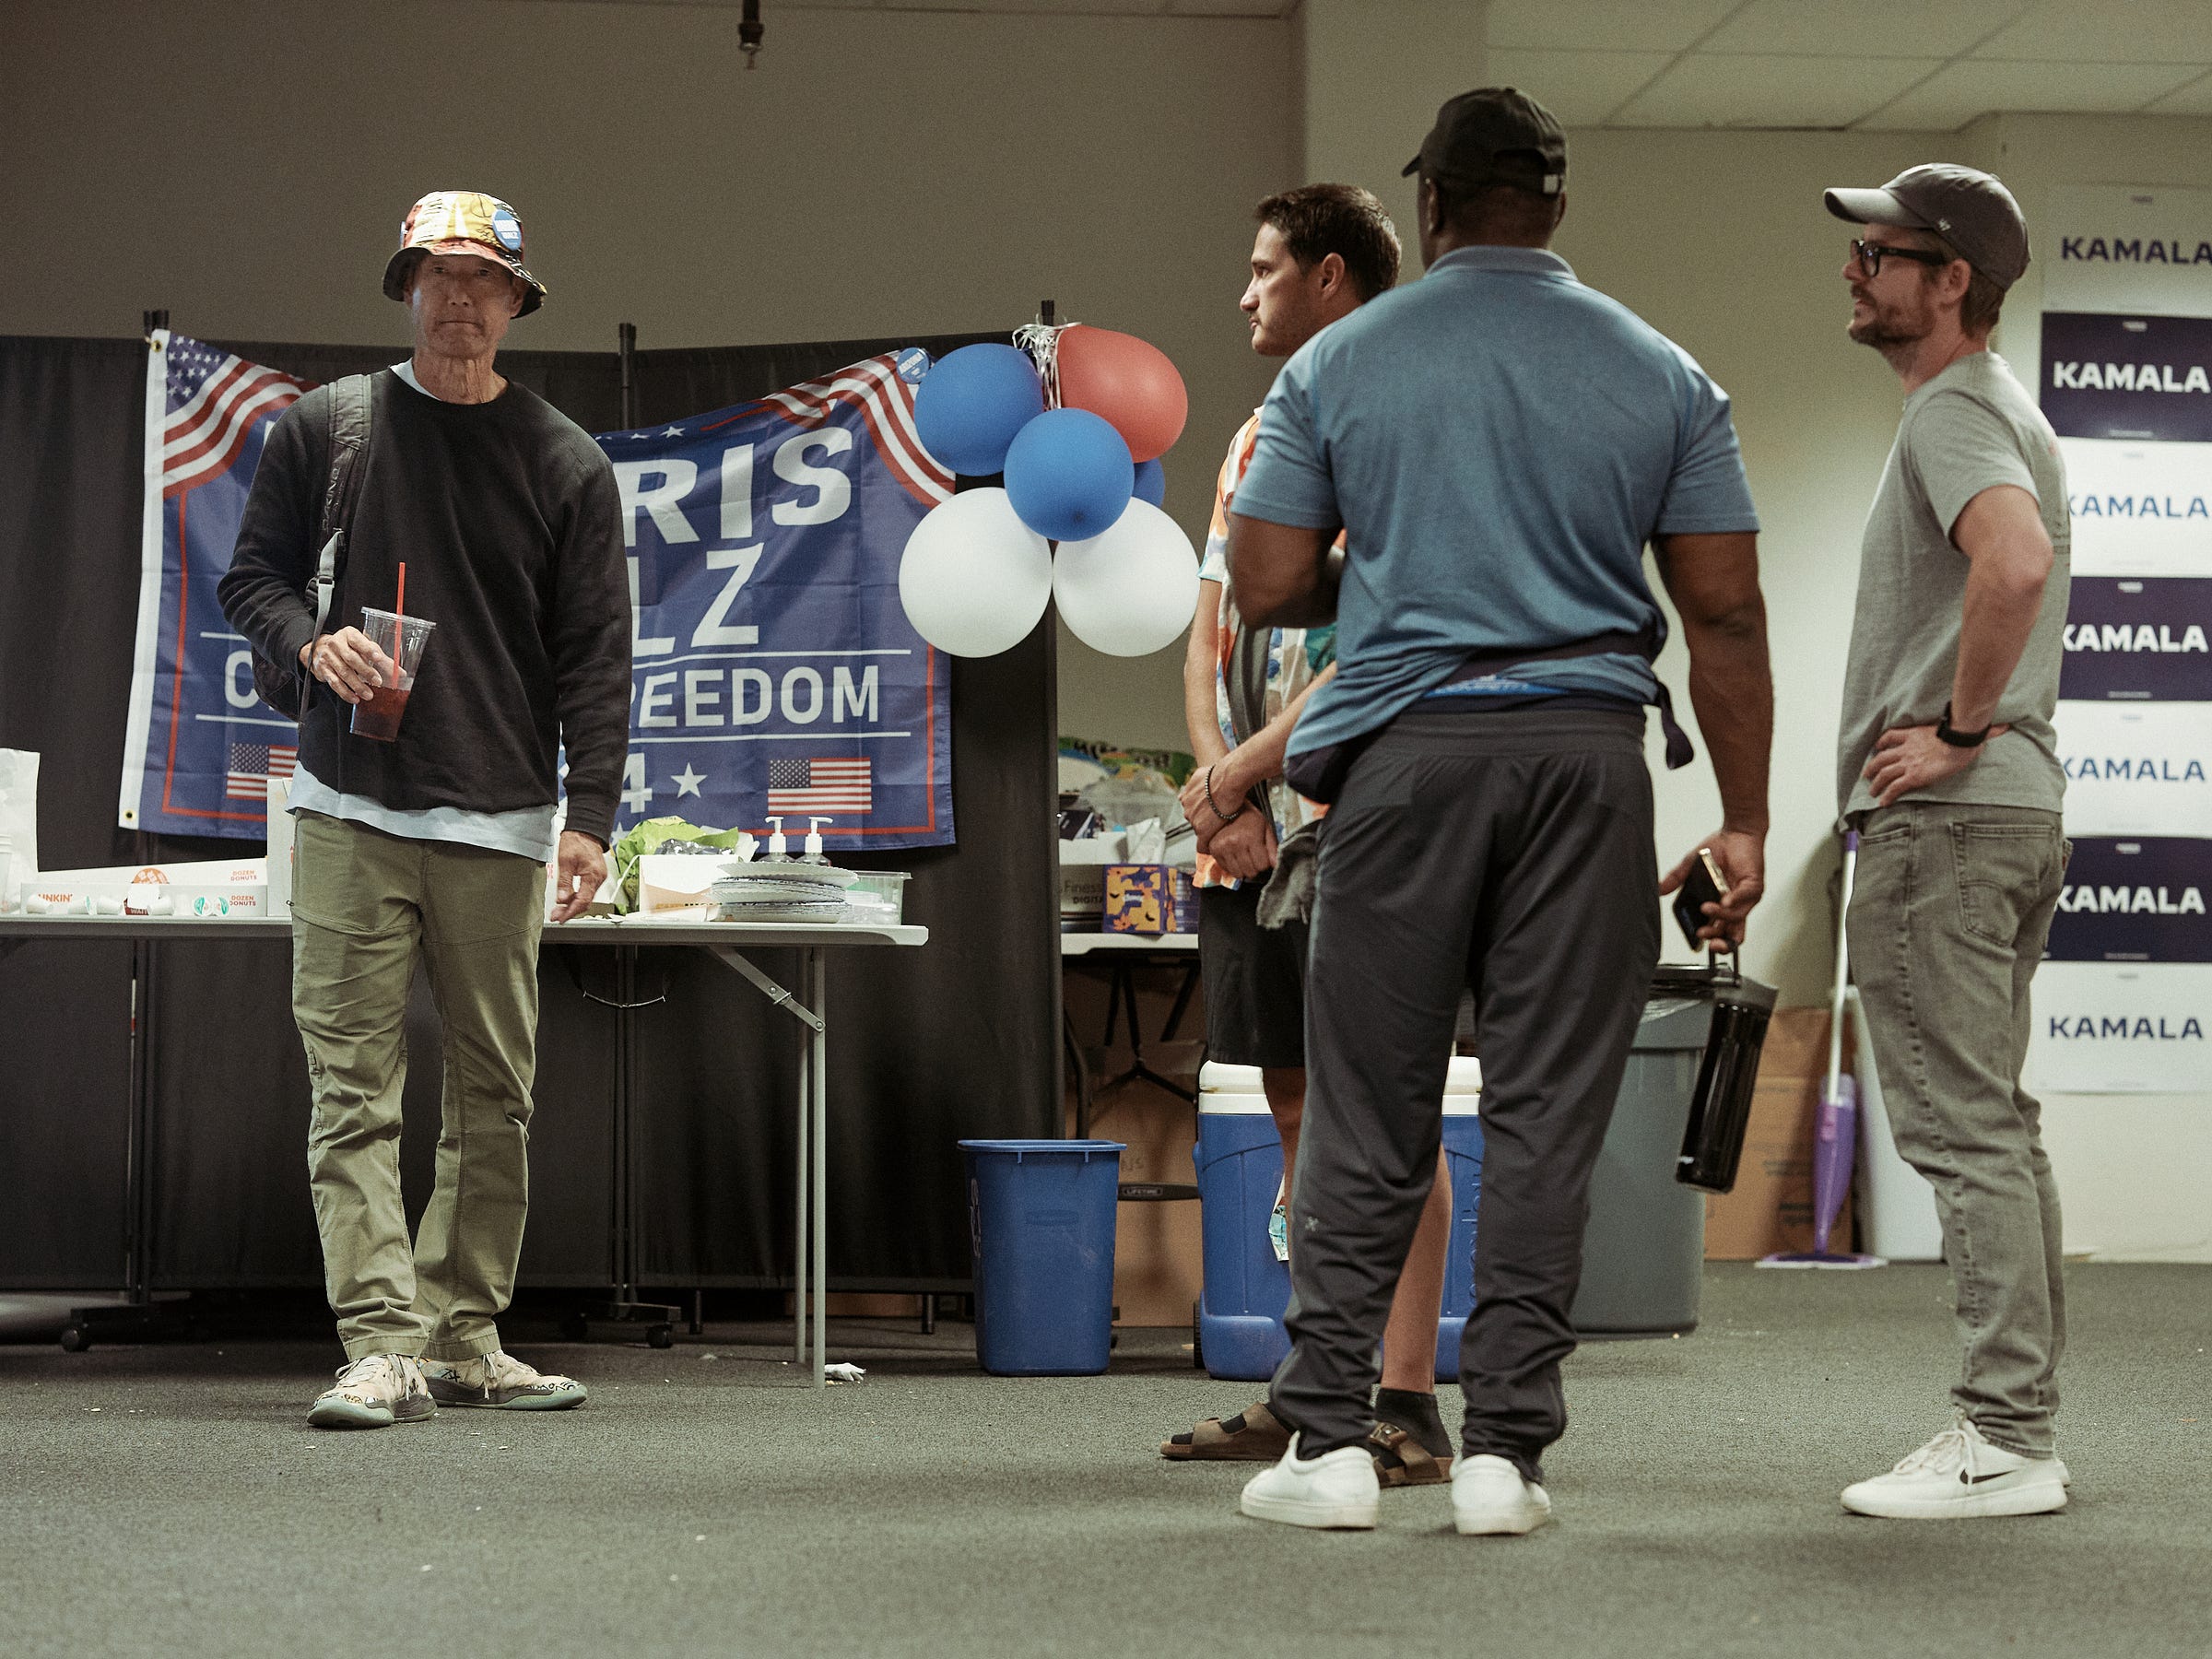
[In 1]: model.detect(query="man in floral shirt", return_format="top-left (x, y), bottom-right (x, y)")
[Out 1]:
top-left (1159, 184), bottom-right (1459, 1489)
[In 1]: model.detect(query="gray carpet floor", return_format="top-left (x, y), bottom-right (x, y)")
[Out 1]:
top-left (3, 1264), bottom-right (2207, 1659)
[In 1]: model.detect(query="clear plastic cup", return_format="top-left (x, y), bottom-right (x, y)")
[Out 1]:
top-left (350, 607), bottom-right (436, 742)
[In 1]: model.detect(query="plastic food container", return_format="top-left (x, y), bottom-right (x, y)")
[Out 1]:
top-left (843, 871), bottom-right (910, 924)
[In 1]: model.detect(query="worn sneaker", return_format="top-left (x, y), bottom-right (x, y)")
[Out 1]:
top-left (1239, 1434), bottom-right (1380, 1530)
top-left (308, 1353), bottom-right (435, 1430)
top-left (419, 1350), bottom-right (588, 1411)
top-left (1451, 1453), bottom-right (1553, 1535)
top-left (1841, 1418), bottom-right (2067, 1519)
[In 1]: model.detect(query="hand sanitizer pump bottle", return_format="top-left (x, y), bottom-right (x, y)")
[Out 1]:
top-left (801, 818), bottom-right (835, 866)
top-left (761, 817), bottom-right (790, 863)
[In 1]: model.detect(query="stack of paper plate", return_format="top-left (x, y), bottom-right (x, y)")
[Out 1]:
top-left (708, 865), bottom-right (854, 922)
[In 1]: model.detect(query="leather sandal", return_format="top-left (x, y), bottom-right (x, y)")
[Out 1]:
top-left (1160, 1399), bottom-right (1294, 1461)
top-left (1369, 1420), bottom-right (1454, 1488)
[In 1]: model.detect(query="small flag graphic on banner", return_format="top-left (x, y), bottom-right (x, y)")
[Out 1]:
top-left (225, 741), bottom-right (298, 802)
top-left (767, 757), bottom-right (873, 816)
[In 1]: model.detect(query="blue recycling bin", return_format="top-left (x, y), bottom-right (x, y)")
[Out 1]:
top-left (959, 1139), bottom-right (1125, 1376)
top-left (1194, 1065), bottom-right (1482, 1383)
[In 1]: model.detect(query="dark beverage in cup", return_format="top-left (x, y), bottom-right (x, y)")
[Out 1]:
top-left (352, 683), bottom-right (411, 741)
top-left (350, 607), bottom-right (436, 742)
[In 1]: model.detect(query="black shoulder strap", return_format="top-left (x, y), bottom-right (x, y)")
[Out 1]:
top-left (308, 374), bottom-right (373, 636)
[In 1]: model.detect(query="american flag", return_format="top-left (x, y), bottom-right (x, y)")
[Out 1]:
top-left (162, 335), bottom-right (314, 499)
top-left (767, 757), bottom-right (872, 816)
top-left (738, 354), bottom-right (951, 509)
top-left (225, 740), bottom-right (298, 802)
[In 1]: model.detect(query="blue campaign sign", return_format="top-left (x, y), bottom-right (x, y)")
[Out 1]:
top-left (120, 332), bottom-right (313, 837)
top-left (601, 352), bottom-right (957, 848)
top-left (2041, 312), bottom-right (2212, 441)
top-left (2060, 577), bottom-right (2212, 701)
top-left (2047, 836), bottom-right (2212, 963)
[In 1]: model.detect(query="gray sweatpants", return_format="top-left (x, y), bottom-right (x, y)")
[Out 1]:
top-left (1848, 800), bottom-right (2068, 1457)
top-left (1269, 707), bottom-right (1660, 1480)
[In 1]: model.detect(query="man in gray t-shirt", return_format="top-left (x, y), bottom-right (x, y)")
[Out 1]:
top-left (1825, 165), bottom-right (2073, 1522)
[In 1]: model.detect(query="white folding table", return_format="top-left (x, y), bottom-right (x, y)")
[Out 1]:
top-left (0, 912), bottom-right (926, 1387)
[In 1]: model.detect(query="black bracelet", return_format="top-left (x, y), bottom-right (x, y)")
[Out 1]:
top-left (1203, 768), bottom-right (1244, 825)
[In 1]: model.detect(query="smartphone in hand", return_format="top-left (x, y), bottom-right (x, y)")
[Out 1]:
top-left (1672, 847), bottom-right (1728, 951)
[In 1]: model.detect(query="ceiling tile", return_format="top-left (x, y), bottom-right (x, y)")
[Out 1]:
top-left (1488, 0), bottom-right (1743, 55)
top-left (2145, 69), bottom-right (2212, 116)
top-left (1975, 0), bottom-right (2212, 64)
top-left (1700, 0), bottom-right (2035, 58)
top-left (1484, 48), bottom-right (1677, 124)
top-left (1860, 58), bottom-right (2205, 129)
top-left (1613, 52), bottom-right (1943, 127)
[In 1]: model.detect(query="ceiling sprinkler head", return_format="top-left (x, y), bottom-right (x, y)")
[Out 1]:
top-left (740, 0), bottom-right (764, 69)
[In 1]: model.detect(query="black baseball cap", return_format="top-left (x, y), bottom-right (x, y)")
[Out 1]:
top-left (1403, 88), bottom-right (1566, 195)
top-left (1824, 164), bottom-right (2029, 289)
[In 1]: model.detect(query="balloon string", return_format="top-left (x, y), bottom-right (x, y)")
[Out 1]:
top-left (1013, 322), bottom-right (1072, 411)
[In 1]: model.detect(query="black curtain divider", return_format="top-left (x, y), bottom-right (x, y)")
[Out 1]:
top-left (0, 327), bottom-right (1057, 1294)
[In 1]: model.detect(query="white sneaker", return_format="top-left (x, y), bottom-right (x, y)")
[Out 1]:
top-left (308, 1353), bottom-right (434, 1430)
top-left (1239, 1434), bottom-right (1380, 1530)
top-left (1451, 1453), bottom-right (1553, 1535)
top-left (419, 1350), bottom-right (587, 1411)
top-left (1841, 1418), bottom-right (2067, 1519)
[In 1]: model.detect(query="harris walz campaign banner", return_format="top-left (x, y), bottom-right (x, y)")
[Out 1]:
top-left (120, 330), bottom-right (311, 836)
top-left (602, 351), bottom-right (955, 849)
top-left (123, 339), bottom-right (957, 849)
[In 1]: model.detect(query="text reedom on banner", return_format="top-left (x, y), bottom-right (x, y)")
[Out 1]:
top-left (603, 351), bottom-right (955, 848)
top-left (120, 330), bottom-right (313, 836)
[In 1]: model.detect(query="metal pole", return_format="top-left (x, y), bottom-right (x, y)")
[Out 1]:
top-left (618, 323), bottom-right (638, 429)
top-left (143, 310), bottom-right (169, 337)
top-left (794, 967), bottom-right (808, 1364)
top-left (811, 948), bottom-right (829, 1386)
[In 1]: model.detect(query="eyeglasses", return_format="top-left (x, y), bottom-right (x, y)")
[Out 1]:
top-left (1850, 238), bottom-right (1954, 277)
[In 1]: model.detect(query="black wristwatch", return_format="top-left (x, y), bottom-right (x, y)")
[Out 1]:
top-left (1936, 701), bottom-right (1991, 748)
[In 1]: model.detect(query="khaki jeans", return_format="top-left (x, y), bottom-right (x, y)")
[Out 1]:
top-left (1848, 800), bottom-right (2069, 1457)
top-left (291, 811), bottom-right (546, 1361)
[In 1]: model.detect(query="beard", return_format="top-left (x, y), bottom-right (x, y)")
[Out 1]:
top-left (1847, 287), bottom-right (1932, 350)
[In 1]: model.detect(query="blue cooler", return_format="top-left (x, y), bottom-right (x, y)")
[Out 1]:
top-left (959, 1139), bottom-right (1125, 1376)
top-left (1194, 1063), bottom-right (1482, 1383)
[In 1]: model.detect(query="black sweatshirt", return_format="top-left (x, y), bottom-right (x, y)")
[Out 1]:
top-left (218, 371), bottom-right (631, 845)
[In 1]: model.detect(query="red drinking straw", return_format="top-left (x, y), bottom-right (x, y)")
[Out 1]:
top-left (395, 562), bottom-right (407, 620)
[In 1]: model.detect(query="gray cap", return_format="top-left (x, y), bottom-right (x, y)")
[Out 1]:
top-left (1403, 87), bottom-right (1567, 196)
top-left (1824, 163), bottom-right (2029, 289)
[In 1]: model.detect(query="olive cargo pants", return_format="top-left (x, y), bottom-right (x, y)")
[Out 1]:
top-left (290, 810), bottom-right (546, 1361)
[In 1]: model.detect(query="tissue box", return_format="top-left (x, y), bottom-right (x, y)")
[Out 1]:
top-left (1105, 865), bottom-right (1192, 935)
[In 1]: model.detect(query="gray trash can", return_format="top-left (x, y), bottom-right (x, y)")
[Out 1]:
top-left (1571, 964), bottom-right (1774, 1337)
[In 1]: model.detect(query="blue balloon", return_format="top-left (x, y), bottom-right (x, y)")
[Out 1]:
top-left (912, 344), bottom-right (1045, 476)
top-left (1004, 409), bottom-right (1135, 543)
top-left (1133, 456), bottom-right (1167, 509)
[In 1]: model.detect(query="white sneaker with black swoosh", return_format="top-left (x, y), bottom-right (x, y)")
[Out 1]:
top-left (1841, 1417), bottom-right (2066, 1519)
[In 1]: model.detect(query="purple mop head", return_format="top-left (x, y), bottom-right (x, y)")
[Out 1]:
top-left (1812, 1075), bottom-right (1856, 1253)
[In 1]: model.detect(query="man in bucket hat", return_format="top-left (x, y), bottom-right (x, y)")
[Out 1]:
top-left (1822, 165), bottom-right (2074, 1519)
top-left (220, 191), bottom-right (630, 1429)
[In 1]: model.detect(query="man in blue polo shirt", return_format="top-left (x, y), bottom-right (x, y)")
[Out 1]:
top-left (1226, 88), bottom-right (1774, 1536)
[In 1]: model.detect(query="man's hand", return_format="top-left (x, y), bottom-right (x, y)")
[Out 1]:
top-left (1206, 809), bottom-right (1277, 883)
top-left (1863, 721), bottom-right (2010, 808)
top-left (300, 626), bottom-right (394, 706)
top-left (1659, 827), bottom-right (1767, 948)
top-left (548, 830), bottom-right (608, 922)
top-left (1179, 757), bottom-right (1251, 853)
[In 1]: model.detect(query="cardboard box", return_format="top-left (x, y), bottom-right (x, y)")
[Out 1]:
top-left (1104, 864), bottom-right (1193, 935)
top-left (1703, 1006), bottom-right (1857, 1259)
top-left (1057, 835), bottom-right (1125, 927)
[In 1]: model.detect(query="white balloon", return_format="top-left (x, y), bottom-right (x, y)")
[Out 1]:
top-left (898, 488), bottom-right (1053, 658)
top-left (1052, 499), bottom-right (1202, 657)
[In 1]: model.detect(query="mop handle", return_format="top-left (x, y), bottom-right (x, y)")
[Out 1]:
top-left (1826, 830), bottom-right (1860, 1098)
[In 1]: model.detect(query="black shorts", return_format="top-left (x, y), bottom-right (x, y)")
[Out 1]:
top-left (1198, 880), bottom-right (1310, 1069)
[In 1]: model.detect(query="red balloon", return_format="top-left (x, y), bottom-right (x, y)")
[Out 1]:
top-left (1054, 325), bottom-right (1187, 464)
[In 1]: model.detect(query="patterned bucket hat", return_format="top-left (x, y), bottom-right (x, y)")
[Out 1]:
top-left (382, 190), bottom-right (547, 315)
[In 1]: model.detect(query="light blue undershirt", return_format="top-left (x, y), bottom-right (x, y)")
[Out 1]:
top-left (283, 362), bottom-right (559, 864)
